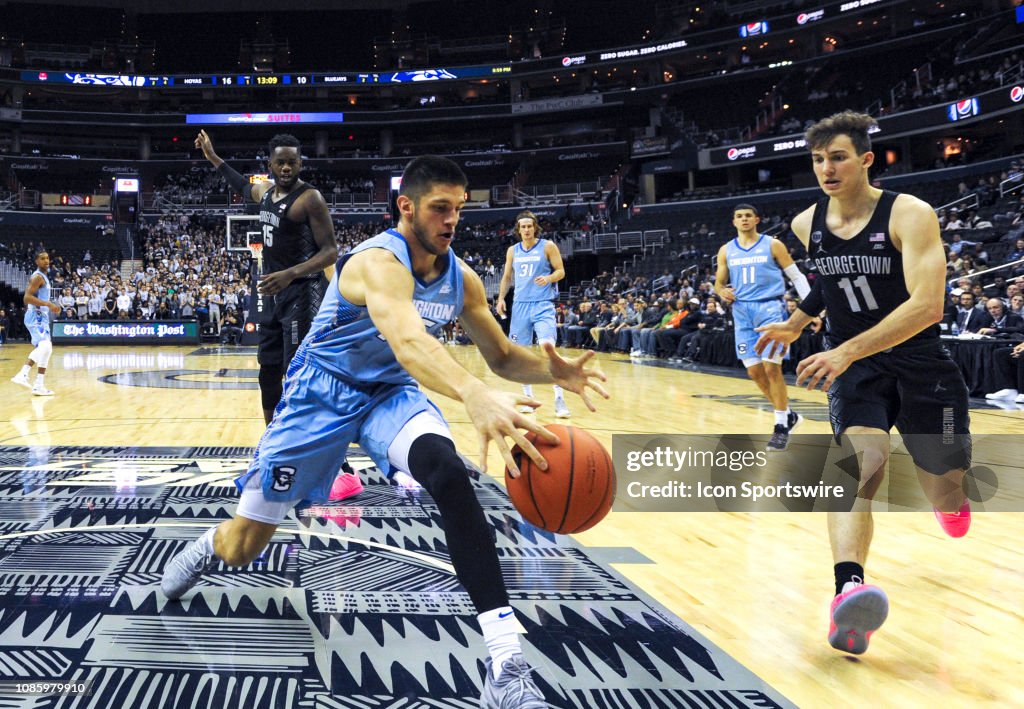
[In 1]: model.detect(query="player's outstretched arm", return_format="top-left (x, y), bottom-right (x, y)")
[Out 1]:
top-left (195, 129), bottom-right (257, 202)
top-left (458, 263), bottom-right (609, 411)
top-left (353, 250), bottom-right (558, 476)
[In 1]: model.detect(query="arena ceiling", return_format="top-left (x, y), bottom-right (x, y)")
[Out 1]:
top-left (2, 0), bottom-right (423, 12)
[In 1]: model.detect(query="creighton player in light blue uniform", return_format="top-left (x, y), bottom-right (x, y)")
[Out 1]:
top-left (714, 204), bottom-right (810, 451)
top-left (496, 210), bottom-right (571, 418)
top-left (162, 156), bottom-right (608, 708)
top-left (11, 250), bottom-right (60, 396)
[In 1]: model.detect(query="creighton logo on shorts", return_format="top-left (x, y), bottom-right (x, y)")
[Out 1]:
top-left (271, 465), bottom-right (297, 492)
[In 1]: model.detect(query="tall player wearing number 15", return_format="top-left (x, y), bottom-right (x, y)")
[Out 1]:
top-left (715, 204), bottom-right (810, 451)
top-left (195, 131), bottom-right (361, 500)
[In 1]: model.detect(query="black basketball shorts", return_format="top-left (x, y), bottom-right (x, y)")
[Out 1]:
top-left (258, 275), bottom-right (327, 367)
top-left (826, 342), bottom-right (972, 474)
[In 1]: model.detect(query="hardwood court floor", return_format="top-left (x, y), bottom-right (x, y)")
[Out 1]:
top-left (0, 342), bottom-right (1021, 708)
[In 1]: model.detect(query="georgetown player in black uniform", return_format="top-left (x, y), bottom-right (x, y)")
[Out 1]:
top-left (755, 111), bottom-right (971, 655)
top-left (196, 130), bottom-right (361, 499)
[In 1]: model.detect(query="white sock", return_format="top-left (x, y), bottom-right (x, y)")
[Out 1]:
top-left (34, 373), bottom-right (45, 387)
top-left (199, 525), bottom-right (218, 557)
top-left (774, 410), bottom-right (788, 427)
top-left (522, 384), bottom-right (533, 398)
top-left (18, 365), bottom-right (30, 378)
top-left (478, 606), bottom-right (522, 679)
top-left (553, 385), bottom-right (564, 400)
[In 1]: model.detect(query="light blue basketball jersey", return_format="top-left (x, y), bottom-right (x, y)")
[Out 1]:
top-left (300, 229), bottom-right (464, 385)
top-left (726, 235), bottom-right (785, 302)
top-left (512, 239), bottom-right (557, 302)
top-left (27, 270), bottom-right (50, 313)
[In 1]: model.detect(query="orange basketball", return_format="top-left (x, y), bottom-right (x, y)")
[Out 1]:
top-left (506, 424), bottom-right (616, 534)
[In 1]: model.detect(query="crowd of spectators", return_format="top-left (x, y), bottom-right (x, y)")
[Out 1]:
top-left (4, 169), bottom-right (1023, 383)
top-left (152, 167), bottom-right (376, 208)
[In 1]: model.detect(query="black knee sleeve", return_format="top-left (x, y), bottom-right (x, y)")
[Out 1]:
top-left (406, 434), bottom-right (509, 613)
top-left (259, 364), bottom-right (284, 412)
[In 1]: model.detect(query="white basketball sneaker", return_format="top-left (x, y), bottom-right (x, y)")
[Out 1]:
top-left (11, 373), bottom-right (31, 389)
top-left (31, 385), bottom-right (54, 397)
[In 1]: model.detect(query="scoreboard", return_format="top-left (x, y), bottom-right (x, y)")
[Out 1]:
top-left (17, 66), bottom-right (509, 88)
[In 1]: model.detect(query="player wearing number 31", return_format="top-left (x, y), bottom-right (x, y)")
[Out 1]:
top-left (496, 211), bottom-right (572, 418)
top-left (754, 111), bottom-right (972, 656)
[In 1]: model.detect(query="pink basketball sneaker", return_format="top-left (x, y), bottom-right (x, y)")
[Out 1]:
top-left (329, 472), bottom-right (363, 502)
top-left (933, 500), bottom-right (971, 538)
top-left (828, 580), bottom-right (889, 655)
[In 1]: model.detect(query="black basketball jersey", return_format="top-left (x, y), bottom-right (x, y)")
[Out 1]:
top-left (808, 189), bottom-right (939, 348)
top-left (257, 183), bottom-right (318, 277)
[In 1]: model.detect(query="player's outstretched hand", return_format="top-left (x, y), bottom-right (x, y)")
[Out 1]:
top-left (795, 349), bottom-right (854, 391)
top-left (754, 320), bottom-right (801, 359)
top-left (541, 342), bottom-right (610, 412)
top-left (495, 299), bottom-right (507, 318)
top-left (194, 130), bottom-right (219, 163)
top-left (464, 388), bottom-right (559, 478)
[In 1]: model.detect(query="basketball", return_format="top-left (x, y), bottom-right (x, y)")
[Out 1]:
top-left (506, 424), bottom-right (616, 534)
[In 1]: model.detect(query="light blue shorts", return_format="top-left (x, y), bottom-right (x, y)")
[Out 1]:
top-left (24, 310), bottom-right (50, 346)
top-left (510, 300), bottom-right (556, 346)
top-left (732, 299), bottom-right (787, 363)
top-left (235, 354), bottom-right (446, 503)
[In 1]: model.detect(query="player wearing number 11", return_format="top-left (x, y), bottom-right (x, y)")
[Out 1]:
top-left (755, 111), bottom-right (972, 656)
top-left (715, 203), bottom-right (810, 451)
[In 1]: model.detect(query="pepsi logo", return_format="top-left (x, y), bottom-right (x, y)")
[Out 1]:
top-left (561, 55), bottom-right (586, 67)
top-left (562, 56), bottom-right (572, 66)
top-left (38, 72), bottom-right (48, 81)
top-left (747, 23), bottom-right (762, 33)
top-left (947, 97), bottom-right (980, 122)
top-left (1011, 86), bottom-right (1024, 103)
top-left (796, 9), bottom-right (825, 24)
top-left (726, 146), bottom-right (757, 161)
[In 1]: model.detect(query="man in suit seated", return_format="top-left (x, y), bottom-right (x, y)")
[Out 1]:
top-left (977, 298), bottom-right (1024, 338)
top-left (954, 291), bottom-right (987, 333)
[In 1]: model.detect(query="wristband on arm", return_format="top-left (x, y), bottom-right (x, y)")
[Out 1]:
top-left (783, 263), bottom-right (811, 299)
top-left (797, 277), bottom-right (824, 317)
